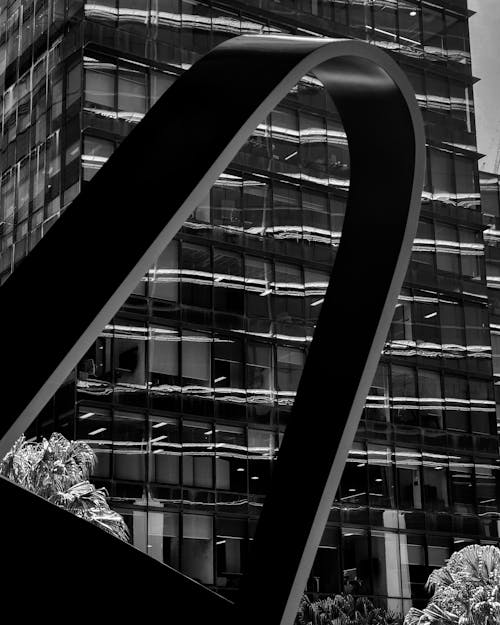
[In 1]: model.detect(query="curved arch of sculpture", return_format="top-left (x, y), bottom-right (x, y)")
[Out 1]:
top-left (0, 36), bottom-right (424, 624)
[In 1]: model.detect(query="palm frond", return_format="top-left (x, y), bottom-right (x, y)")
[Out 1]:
top-left (1, 432), bottom-right (129, 543)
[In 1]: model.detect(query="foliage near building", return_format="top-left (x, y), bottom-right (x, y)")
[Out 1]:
top-left (405, 544), bottom-right (500, 625)
top-left (0, 432), bottom-right (129, 542)
top-left (296, 593), bottom-right (403, 625)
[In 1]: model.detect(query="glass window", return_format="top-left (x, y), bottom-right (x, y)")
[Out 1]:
top-left (446, 15), bottom-right (470, 66)
top-left (400, 533), bottom-right (425, 602)
top-left (418, 369), bottom-right (443, 429)
top-left (391, 294), bottom-right (413, 349)
top-left (213, 338), bottom-right (244, 394)
top-left (302, 190), bottom-right (330, 249)
top-left (373, 0), bottom-right (398, 45)
top-left (427, 535), bottom-right (450, 568)
top-left (213, 248), bottom-right (244, 315)
top-left (309, 526), bottom-right (341, 594)
top-left (396, 448), bottom-right (422, 510)
top-left (480, 173), bottom-right (499, 220)
top-left (436, 223), bottom-right (460, 274)
top-left (246, 342), bottom-right (273, 404)
top-left (114, 324), bottom-right (146, 387)
top-left (82, 135), bottom-right (114, 181)
top-left (455, 156), bottom-right (477, 209)
top-left (243, 178), bottom-right (271, 237)
top-left (413, 220), bottom-right (435, 274)
top-left (215, 425), bottom-right (247, 492)
top-left (151, 71), bottom-right (176, 105)
top-left (85, 65), bottom-right (115, 110)
top-left (212, 177), bottom-right (241, 229)
top-left (304, 268), bottom-right (328, 321)
top-left (430, 149), bottom-right (455, 203)
top-left (248, 429), bottom-right (273, 494)
top-left (349, 0), bottom-right (370, 41)
top-left (273, 262), bottom-right (304, 322)
top-left (271, 107), bottom-right (299, 174)
top-left (444, 374), bottom-right (469, 431)
top-left (391, 365), bottom-right (418, 425)
top-left (181, 242), bottom-right (211, 308)
top-left (342, 528), bottom-right (371, 595)
top-left (398, 2), bottom-right (421, 45)
top-left (245, 256), bottom-right (273, 320)
top-left (469, 379), bottom-right (495, 435)
top-left (272, 182), bottom-right (301, 244)
top-left (216, 517), bottom-right (246, 588)
top-left (149, 326), bottom-right (179, 386)
top-left (368, 444), bottom-right (395, 509)
top-left (440, 301), bottom-right (465, 356)
top-left (476, 463), bottom-right (499, 514)
top-left (182, 331), bottom-right (211, 387)
top-left (327, 119), bottom-right (349, 187)
top-left (51, 76), bottom-right (63, 120)
top-left (148, 511), bottom-right (179, 568)
top-left (422, 453), bottom-right (449, 511)
top-left (118, 67), bottom-right (146, 119)
top-left (371, 530), bottom-right (402, 599)
top-left (66, 63), bottom-right (81, 108)
top-left (113, 411), bottom-right (147, 481)
top-left (426, 74), bottom-right (449, 114)
top-left (182, 514), bottom-right (213, 585)
top-left (182, 420), bottom-right (213, 489)
top-left (413, 298), bottom-right (440, 353)
top-left (149, 416), bottom-right (180, 484)
top-left (366, 363), bottom-right (390, 422)
top-left (459, 228), bottom-right (483, 280)
top-left (150, 240), bottom-right (179, 301)
top-left (300, 111), bottom-right (327, 176)
top-left (464, 304), bottom-right (491, 361)
top-left (180, 0), bottom-right (211, 56)
top-left (340, 444), bottom-right (367, 506)
top-left (77, 406), bottom-right (112, 478)
top-left (422, 8), bottom-right (446, 60)
top-left (276, 346), bottom-right (304, 395)
top-left (449, 456), bottom-right (474, 514)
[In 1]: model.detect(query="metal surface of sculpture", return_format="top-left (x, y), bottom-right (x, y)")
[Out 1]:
top-left (0, 36), bottom-right (425, 624)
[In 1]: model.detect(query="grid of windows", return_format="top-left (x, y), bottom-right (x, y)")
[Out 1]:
top-left (1, 0), bottom-right (498, 612)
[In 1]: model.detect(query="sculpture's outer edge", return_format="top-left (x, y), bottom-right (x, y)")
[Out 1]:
top-left (0, 36), bottom-right (425, 625)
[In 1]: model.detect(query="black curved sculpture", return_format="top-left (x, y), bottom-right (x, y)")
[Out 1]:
top-left (0, 36), bottom-right (424, 624)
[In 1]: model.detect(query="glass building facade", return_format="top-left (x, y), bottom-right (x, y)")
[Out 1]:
top-left (0, 0), bottom-right (498, 614)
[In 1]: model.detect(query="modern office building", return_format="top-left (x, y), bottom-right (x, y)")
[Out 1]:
top-left (0, 0), bottom-right (497, 613)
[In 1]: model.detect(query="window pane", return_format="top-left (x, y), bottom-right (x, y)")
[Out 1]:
top-left (149, 416), bottom-right (180, 484)
top-left (113, 411), bottom-right (146, 481)
top-left (396, 448), bottom-right (422, 510)
top-left (391, 365), bottom-right (418, 425)
top-left (85, 66), bottom-right (115, 110)
top-left (418, 369), bottom-right (443, 428)
top-left (150, 240), bottom-right (179, 301)
top-left (149, 326), bottom-right (179, 386)
top-left (118, 68), bottom-right (146, 118)
top-left (182, 331), bottom-right (211, 386)
top-left (182, 514), bottom-right (214, 584)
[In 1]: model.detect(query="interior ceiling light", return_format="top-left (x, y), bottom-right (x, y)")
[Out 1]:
top-left (410, 10), bottom-right (417, 17)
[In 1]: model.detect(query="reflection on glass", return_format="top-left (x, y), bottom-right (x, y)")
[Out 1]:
top-left (182, 513), bottom-right (213, 584)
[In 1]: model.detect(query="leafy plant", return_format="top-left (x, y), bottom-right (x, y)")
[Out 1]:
top-left (0, 432), bottom-right (129, 542)
top-left (404, 544), bottom-right (500, 625)
top-left (296, 593), bottom-right (404, 625)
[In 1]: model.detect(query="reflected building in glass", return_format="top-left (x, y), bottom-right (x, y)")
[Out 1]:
top-left (0, 0), bottom-right (497, 613)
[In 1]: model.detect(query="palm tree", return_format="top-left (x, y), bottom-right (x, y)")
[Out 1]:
top-left (405, 544), bottom-right (500, 625)
top-left (0, 432), bottom-right (129, 542)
